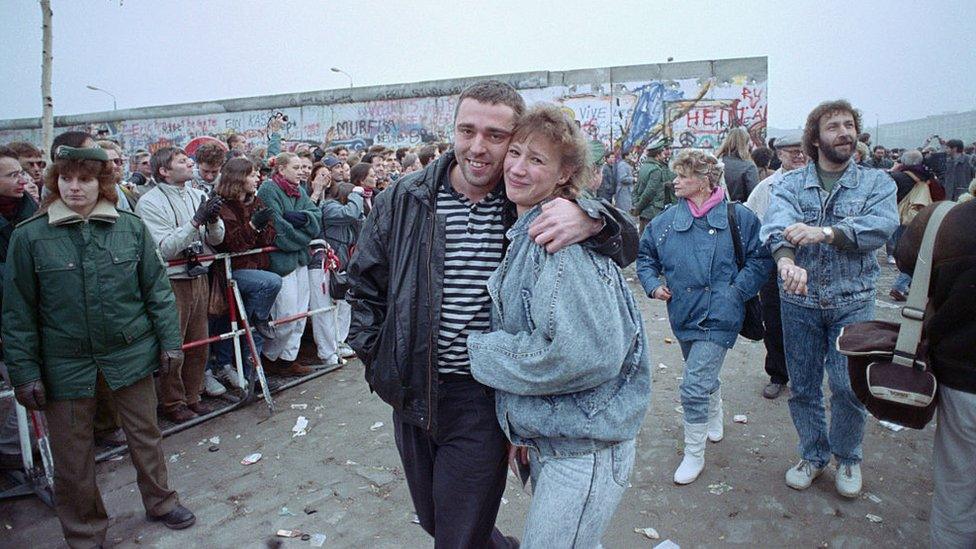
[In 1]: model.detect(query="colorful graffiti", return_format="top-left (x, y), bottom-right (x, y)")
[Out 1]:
top-left (0, 77), bottom-right (766, 157)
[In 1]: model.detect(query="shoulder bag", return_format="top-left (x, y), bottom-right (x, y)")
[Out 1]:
top-left (726, 202), bottom-right (765, 341)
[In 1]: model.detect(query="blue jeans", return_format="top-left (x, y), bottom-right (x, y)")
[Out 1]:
top-left (210, 269), bottom-right (282, 368)
top-left (525, 439), bottom-right (635, 548)
top-left (678, 340), bottom-right (728, 423)
top-left (892, 272), bottom-right (912, 295)
top-left (780, 299), bottom-right (874, 467)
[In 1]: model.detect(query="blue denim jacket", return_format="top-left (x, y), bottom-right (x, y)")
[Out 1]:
top-left (467, 205), bottom-right (652, 458)
top-left (760, 161), bottom-right (898, 309)
top-left (637, 199), bottom-right (773, 348)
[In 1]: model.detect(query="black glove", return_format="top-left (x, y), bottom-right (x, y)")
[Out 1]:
top-left (251, 207), bottom-right (274, 229)
top-left (192, 198), bottom-right (210, 226)
top-left (159, 349), bottom-right (184, 376)
top-left (282, 211), bottom-right (308, 228)
top-left (14, 380), bottom-right (47, 411)
top-left (204, 195), bottom-right (224, 224)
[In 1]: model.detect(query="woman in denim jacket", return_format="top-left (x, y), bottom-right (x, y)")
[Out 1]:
top-left (468, 105), bottom-right (651, 548)
top-left (637, 149), bottom-right (772, 485)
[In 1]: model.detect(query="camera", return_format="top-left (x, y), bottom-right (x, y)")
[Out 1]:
top-left (269, 110), bottom-right (289, 125)
top-left (181, 242), bottom-right (208, 278)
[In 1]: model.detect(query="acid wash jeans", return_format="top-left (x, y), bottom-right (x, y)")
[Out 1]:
top-left (679, 340), bottom-right (728, 423)
top-left (781, 299), bottom-right (874, 468)
top-left (523, 439), bottom-right (635, 549)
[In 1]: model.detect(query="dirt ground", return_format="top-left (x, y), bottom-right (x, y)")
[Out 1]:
top-left (0, 260), bottom-right (936, 548)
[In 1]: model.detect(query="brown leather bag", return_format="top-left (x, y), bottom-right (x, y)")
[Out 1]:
top-left (837, 201), bottom-right (953, 430)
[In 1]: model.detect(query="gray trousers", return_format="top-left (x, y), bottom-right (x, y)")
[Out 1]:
top-left (931, 385), bottom-right (976, 549)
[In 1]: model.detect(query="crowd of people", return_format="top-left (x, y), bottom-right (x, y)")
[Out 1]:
top-left (0, 80), bottom-right (973, 548)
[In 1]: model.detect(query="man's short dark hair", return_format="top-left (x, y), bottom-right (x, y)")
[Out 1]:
top-left (151, 146), bottom-right (186, 182)
top-left (362, 152), bottom-right (381, 166)
top-left (873, 145), bottom-right (886, 153)
top-left (6, 141), bottom-right (41, 159)
top-left (395, 147), bottom-right (409, 163)
top-left (194, 142), bottom-right (226, 167)
top-left (50, 131), bottom-right (95, 161)
top-left (453, 80), bottom-right (526, 122)
top-left (226, 133), bottom-right (244, 147)
top-left (0, 145), bottom-right (20, 161)
top-left (946, 139), bottom-right (964, 153)
top-left (367, 145), bottom-right (386, 154)
top-left (418, 145), bottom-right (437, 167)
top-left (801, 100), bottom-right (863, 161)
top-left (437, 142), bottom-right (450, 154)
top-left (331, 145), bottom-right (348, 156)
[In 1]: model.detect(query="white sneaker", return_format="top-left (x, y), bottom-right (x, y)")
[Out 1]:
top-left (218, 363), bottom-right (246, 390)
top-left (835, 463), bottom-right (862, 498)
top-left (337, 342), bottom-right (357, 359)
top-left (785, 459), bottom-right (825, 490)
top-left (203, 370), bottom-right (227, 397)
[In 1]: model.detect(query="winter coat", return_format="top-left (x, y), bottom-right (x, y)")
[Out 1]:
top-left (215, 196), bottom-right (277, 271)
top-left (721, 155), bottom-right (760, 203)
top-left (256, 180), bottom-right (322, 276)
top-left (467, 205), bottom-right (652, 457)
top-left (638, 198), bottom-right (772, 348)
top-left (632, 159), bottom-right (676, 221)
top-left (2, 199), bottom-right (181, 400)
top-left (0, 195), bottom-right (38, 341)
top-left (346, 151), bottom-right (638, 434)
top-left (320, 192), bottom-right (364, 269)
top-left (135, 182), bottom-right (225, 279)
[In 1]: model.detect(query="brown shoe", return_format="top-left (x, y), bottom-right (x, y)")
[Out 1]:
top-left (165, 405), bottom-right (198, 423)
top-left (889, 288), bottom-right (907, 302)
top-left (187, 401), bottom-right (213, 415)
top-left (268, 361), bottom-right (313, 376)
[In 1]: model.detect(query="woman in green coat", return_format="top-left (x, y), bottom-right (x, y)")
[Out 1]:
top-left (2, 145), bottom-right (195, 547)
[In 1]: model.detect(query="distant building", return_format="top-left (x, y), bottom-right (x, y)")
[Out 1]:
top-left (877, 110), bottom-right (976, 149)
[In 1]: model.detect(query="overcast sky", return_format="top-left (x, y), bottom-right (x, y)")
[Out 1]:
top-left (2, 0), bottom-right (974, 129)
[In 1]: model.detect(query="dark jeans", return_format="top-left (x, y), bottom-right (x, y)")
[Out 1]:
top-left (393, 376), bottom-right (514, 548)
top-left (759, 278), bottom-right (789, 385)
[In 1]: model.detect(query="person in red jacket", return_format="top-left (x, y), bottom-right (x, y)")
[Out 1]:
top-left (211, 158), bottom-right (282, 381)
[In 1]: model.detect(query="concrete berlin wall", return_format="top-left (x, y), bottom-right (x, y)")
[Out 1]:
top-left (0, 56), bottom-right (766, 156)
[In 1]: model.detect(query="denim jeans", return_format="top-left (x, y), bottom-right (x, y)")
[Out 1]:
top-left (931, 386), bottom-right (976, 548)
top-left (781, 299), bottom-right (874, 467)
top-left (210, 269), bottom-right (282, 368)
top-left (678, 340), bottom-right (728, 423)
top-left (524, 439), bottom-right (635, 548)
top-left (892, 272), bottom-right (912, 295)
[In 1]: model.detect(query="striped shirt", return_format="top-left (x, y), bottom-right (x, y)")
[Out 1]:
top-left (436, 175), bottom-right (507, 375)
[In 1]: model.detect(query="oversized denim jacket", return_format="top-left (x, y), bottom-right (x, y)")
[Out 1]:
top-left (467, 205), bottom-right (652, 458)
top-left (760, 161), bottom-right (898, 309)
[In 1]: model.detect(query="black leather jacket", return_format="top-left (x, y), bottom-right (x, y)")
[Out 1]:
top-left (346, 151), bottom-right (638, 433)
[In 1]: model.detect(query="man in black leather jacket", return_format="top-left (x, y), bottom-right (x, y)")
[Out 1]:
top-left (347, 80), bottom-right (636, 548)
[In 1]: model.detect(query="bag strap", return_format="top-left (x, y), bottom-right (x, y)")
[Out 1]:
top-left (726, 202), bottom-right (745, 270)
top-left (893, 201), bottom-right (955, 368)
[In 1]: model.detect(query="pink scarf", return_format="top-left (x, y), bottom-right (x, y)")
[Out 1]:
top-left (687, 186), bottom-right (725, 218)
top-left (273, 172), bottom-right (301, 198)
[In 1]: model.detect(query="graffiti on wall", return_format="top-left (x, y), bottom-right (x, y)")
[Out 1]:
top-left (0, 77), bottom-right (766, 157)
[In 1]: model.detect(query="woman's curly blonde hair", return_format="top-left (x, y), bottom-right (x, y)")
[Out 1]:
top-left (671, 148), bottom-right (723, 189)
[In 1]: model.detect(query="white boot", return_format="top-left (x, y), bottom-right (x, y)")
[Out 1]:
top-left (674, 422), bottom-right (708, 485)
top-left (707, 388), bottom-right (724, 443)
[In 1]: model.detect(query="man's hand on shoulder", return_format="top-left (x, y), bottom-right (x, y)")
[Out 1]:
top-left (528, 197), bottom-right (603, 254)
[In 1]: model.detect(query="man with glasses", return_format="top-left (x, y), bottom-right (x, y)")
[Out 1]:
top-left (745, 134), bottom-right (807, 400)
top-left (0, 145), bottom-right (38, 469)
top-left (6, 142), bottom-right (45, 202)
top-left (128, 150), bottom-right (154, 198)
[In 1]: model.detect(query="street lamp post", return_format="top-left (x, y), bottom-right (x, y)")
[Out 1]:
top-left (330, 67), bottom-right (353, 89)
top-left (86, 84), bottom-right (117, 110)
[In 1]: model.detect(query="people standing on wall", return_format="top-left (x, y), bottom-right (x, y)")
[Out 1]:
top-left (745, 134), bottom-right (807, 400)
top-left (631, 138), bottom-right (676, 235)
top-left (637, 148), bottom-right (772, 485)
top-left (136, 146), bottom-right (226, 423)
top-left (345, 80), bottom-right (635, 549)
top-left (256, 152), bottom-right (322, 376)
top-left (715, 127), bottom-right (759, 203)
top-left (761, 100), bottom-right (898, 498)
top-left (3, 145), bottom-right (196, 546)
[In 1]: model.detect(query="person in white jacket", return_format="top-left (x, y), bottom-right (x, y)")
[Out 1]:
top-left (136, 146), bottom-right (225, 424)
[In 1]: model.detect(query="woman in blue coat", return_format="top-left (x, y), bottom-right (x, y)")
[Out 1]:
top-left (637, 149), bottom-right (772, 485)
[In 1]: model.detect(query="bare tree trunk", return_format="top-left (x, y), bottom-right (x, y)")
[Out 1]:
top-left (40, 0), bottom-right (53, 156)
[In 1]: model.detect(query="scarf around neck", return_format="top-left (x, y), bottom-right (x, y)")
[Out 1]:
top-left (688, 186), bottom-right (726, 218)
top-left (273, 172), bottom-right (301, 198)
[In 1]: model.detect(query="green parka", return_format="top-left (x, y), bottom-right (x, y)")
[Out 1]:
top-left (256, 180), bottom-right (322, 276)
top-left (632, 159), bottom-right (676, 221)
top-left (2, 199), bottom-right (181, 401)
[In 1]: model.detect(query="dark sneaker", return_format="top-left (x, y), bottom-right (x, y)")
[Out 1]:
top-left (763, 382), bottom-right (786, 399)
top-left (148, 504), bottom-right (196, 530)
top-left (165, 405), bottom-right (198, 424)
top-left (187, 401), bottom-right (213, 415)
